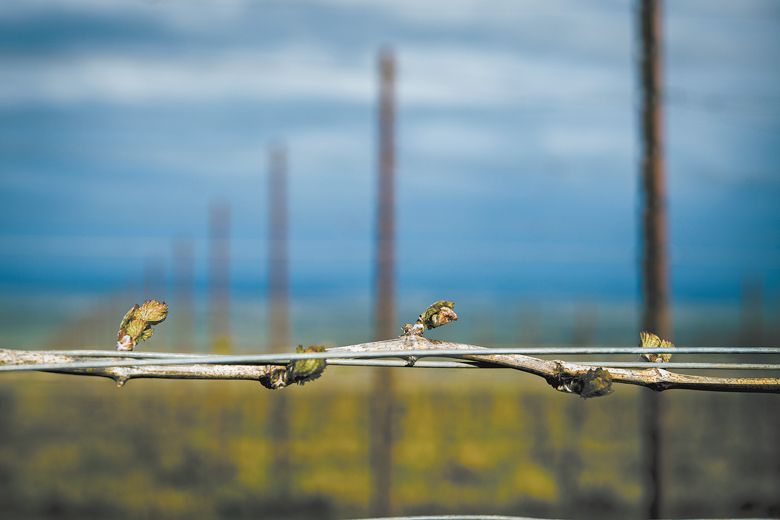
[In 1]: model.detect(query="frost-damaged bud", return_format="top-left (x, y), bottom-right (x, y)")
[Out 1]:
top-left (640, 331), bottom-right (674, 363)
top-left (259, 366), bottom-right (288, 390)
top-left (402, 323), bottom-right (425, 337)
top-left (136, 299), bottom-right (168, 324)
top-left (287, 345), bottom-right (327, 386)
top-left (576, 368), bottom-right (614, 399)
top-left (418, 300), bottom-right (458, 330)
top-left (550, 365), bottom-right (613, 399)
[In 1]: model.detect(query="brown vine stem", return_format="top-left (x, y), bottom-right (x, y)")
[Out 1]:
top-left (329, 336), bottom-right (780, 394)
top-left (1, 335), bottom-right (779, 395)
top-left (0, 348), bottom-right (272, 387)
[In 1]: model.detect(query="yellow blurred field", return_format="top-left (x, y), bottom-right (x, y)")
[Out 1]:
top-left (1, 370), bottom-right (777, 519)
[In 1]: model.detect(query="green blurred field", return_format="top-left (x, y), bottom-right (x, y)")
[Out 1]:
top-left (1, 368), bottom-right (777, 519)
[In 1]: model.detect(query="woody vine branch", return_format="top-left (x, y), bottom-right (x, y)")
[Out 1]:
top-left (0, 300), bottom-right (778, 397)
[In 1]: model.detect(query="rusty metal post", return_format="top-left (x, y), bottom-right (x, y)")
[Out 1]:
top-left (371, 47), bottom-right (397, 517)
top-left (208, 202), bottom-right (231, 353)
top-left (268, 143), bottom-right (291, 496)
top-left (268, 144), bottom-right (290, 354)
top-left (639, 1), bottom-right (669, 518)
top-left (208, 203), bottom-right (232, 466)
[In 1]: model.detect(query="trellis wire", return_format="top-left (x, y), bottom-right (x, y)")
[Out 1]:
top-left (47, 346), bottom-right (780, 358)
top-left (0, 346), bottom-right (778, 374)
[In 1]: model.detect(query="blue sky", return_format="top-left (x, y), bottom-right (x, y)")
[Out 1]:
top-left (1, 0), bottom-right (778, 309)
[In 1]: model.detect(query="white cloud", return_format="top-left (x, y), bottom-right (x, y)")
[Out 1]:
top-left (0, 46), bottom-right (374, 106)
top-left (289, 128), bottom-right (371, 170)
top-left (402, 119), bottom-right (509, 160)
top-left (539, 125), bottom-right (632, 157)
top-left (318, 0), bottom-right (634, 61)
top-left (0, 0), bottom-right (253, 28)
top-left (63, 124), bottom-right (372, 184)
top-left (669, 0), bottom-right (780, 18)
top-left (319, 0), bottom-right (626, 28)
top-left (1, 42), bottom-right (629, 110)
top-left (399, 45), bottom-right (629, 108)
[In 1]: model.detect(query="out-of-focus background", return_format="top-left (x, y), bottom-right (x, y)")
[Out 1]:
top-left (0, 0), bottom-right (778, 518)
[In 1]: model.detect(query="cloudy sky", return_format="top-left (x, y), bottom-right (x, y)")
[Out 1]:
top-left (1, 0), bottom-right (778, 308)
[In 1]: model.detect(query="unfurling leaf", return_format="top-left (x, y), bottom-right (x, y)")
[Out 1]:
top-left (287, 345), bottom-right (327, 386)
top-left (419, 300), bottom-right (458, 330)
top-left (125, 319), bottom-right (147, 339)
top-left (136, 300), bottom-right (168, 324)
top-left (118, 304), bottom-right (139, 334)
top-left (115, 300), bottom-right (169, 351)
top-left (640, 331), bottom-right (674, 363)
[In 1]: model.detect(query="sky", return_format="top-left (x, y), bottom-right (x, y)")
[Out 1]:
top-left (1, 0), bottom-right (779, 313)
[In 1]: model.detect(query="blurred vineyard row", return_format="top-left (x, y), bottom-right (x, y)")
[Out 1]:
top-left (1, 372), bottom-right (777, 519)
